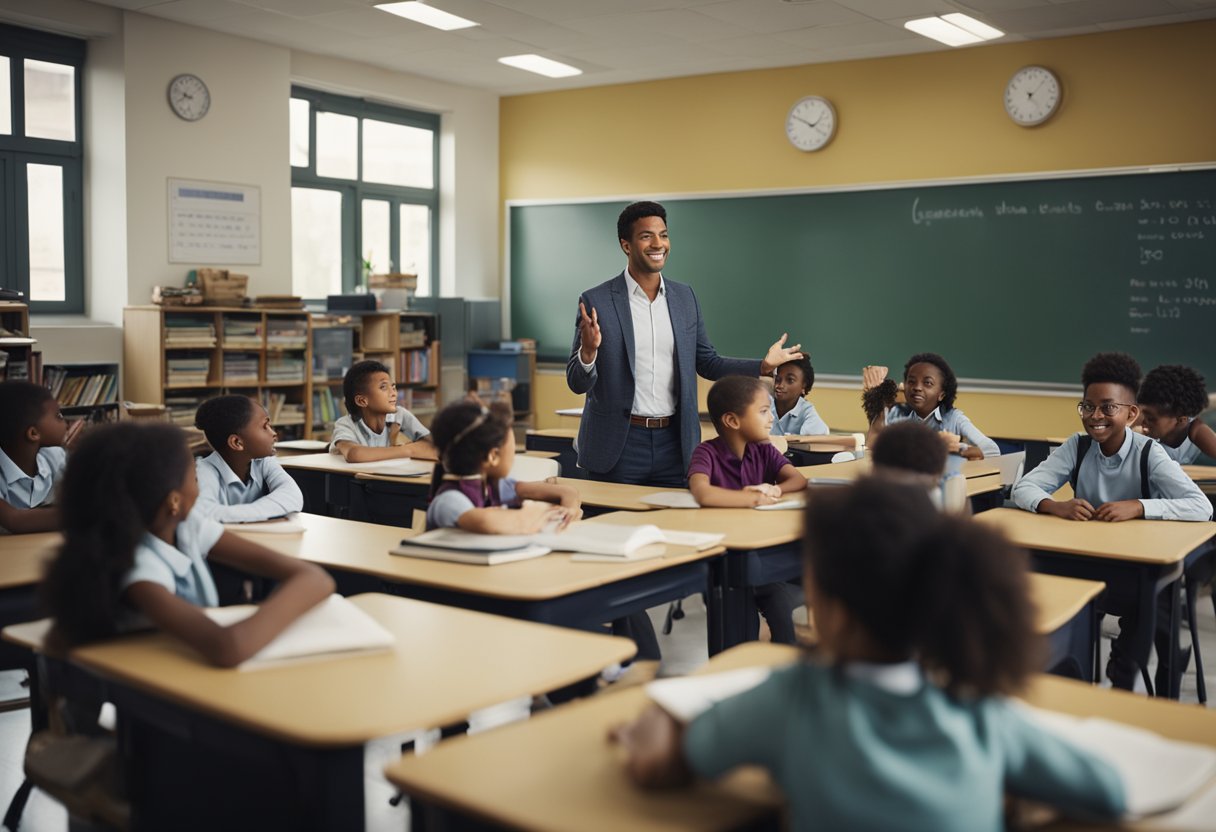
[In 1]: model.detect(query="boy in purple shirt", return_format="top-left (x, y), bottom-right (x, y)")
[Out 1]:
top-left (688, 376), bottom-right (808, 642)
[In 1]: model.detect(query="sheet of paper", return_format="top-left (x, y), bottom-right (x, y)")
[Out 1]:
top-left (646, 667), bottom-right (773, 723)
top-left (274, 439), bottom-right (328, 451)
top-left (223, 513), bottom-right (306, 534)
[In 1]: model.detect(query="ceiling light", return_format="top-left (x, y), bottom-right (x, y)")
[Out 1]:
top-left (498, 54), bottom-right (582, 79)
top-left (375, 2), bottom-right (478, 31)
top-left (904, 17), bottom-right (983, 46)
top-left (941, 13), bottom-right (1004, 41)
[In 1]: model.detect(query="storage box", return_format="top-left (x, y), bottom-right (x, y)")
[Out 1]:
top-left (198, 269), bottom-right (248, 305)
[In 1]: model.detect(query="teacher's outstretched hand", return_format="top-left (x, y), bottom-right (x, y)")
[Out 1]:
top-left (760, 333), bottom-right (804, 375)
top-left (578, 302), bottom-right (601, 364)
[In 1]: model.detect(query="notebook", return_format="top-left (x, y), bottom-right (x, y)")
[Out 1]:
top-left (390, 528), bottom-right (551, 565)
top-left (222, 513), bottom-right (306, 534)
top-left (560, 525), bottom-right (724, 562)
top-left (202, 594), bottom-right (396, 670)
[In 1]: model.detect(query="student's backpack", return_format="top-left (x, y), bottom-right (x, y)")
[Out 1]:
top-left (1068, 435), bottom-right (1152, 500)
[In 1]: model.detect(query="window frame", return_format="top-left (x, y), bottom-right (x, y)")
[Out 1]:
top-left (290, 86), bottom-right (439, 298)
top-left (0, 23), bottom-right (86, 314)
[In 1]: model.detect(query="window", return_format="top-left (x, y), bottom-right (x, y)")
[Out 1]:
top-left (0, 24), bottom-right (85, 313)
top-left (290, 87), bottom-right (438, 298)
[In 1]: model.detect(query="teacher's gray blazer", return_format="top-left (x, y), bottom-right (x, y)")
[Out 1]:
top-left (566, 272), bottom-right (761, 475)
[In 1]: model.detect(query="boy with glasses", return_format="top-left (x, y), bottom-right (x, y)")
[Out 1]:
top-left (1011, 352), bottom-right (1211, 690)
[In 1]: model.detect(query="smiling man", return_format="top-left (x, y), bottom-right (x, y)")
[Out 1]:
top-left (567, 201), bottom-right (802, 488)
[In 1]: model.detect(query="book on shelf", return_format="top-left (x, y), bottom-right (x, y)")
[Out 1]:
top-left (260, 391), bottom-right (306, 426)
top-left (402, 388), bottom-right (437, 415)
top-left (222, 353), bottom-right (259, 385)
top-left (311, 386), bottom-right (342, 427)
top-left (266, 318), bottom-right (308, 349)
top-left (265, 354), bottom-right (306, 383)
top-left (164, 316), bottom-right (217, 347)
top-left (165, 395), bottom-right (206, 426)
top-left (44, 368), bottom-right (119, 408)
top-left (222, 317), bottom-right (263, 348)
top-left (399, 348), bottom-right (432, 385)
top-left (166, 355), bottom-right (212, 387)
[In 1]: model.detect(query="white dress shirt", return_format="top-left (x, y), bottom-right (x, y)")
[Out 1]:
top-left (580, 268), bottom-right (677, 418)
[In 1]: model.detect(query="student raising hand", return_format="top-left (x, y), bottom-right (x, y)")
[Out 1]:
top-left (862, 365), bottom-right (889, 391)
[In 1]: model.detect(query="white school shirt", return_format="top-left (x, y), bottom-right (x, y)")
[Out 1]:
top-left (328, 406), bottom-right (430, 452)
top-left (769, 396), bottom-right (829, 436)
top-left (120, 507), bottom-right (223, 609)
top-left (1011, 428), bottom-right (1212, 521)
top-left (194, 452), bottom-right (304, 523)
top-left (0, 446), bottom-right (67, 510)
top-left (580, 268), bottom-right (677, 418)
top-left (1157, 434), bottom-right (1201, 465)
top-left (885, 404), bottom-right (1001, 458)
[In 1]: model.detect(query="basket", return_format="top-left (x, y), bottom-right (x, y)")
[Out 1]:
top-left (197, 268), bottom-right (248, 305)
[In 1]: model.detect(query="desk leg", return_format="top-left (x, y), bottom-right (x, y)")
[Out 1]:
top-left (707, 558), bottom-right (727, 656)
top-left (1163, 578), bottom-right (1182, 700)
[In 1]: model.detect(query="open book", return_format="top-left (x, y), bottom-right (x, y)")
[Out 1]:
top-left (202, 594), bottom-right (396, 670)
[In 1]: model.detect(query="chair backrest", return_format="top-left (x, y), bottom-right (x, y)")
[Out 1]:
top-left (509, 455), bottom-right (561, 481)
top-left (992, 452), bottom-right (1026, 486)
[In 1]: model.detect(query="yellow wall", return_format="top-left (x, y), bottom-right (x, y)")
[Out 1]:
top-left (504, 22), bottom-right (1216, 435)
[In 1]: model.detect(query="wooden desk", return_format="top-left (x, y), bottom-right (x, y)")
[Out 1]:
top-left (552, 478), bottom-right (692, 513)
top-left (232, 513), bottom-right (724, 637)
top-left (798, 457), bottom-right (1000, 481)
top-left (8, 593), bottom-right (634, 831)
top-left (1030, 573), bottom-right (1105, 682)
top-left (388, 641), bottom-right (1216, 832)
top-left (0, 532), bottom-right (57, 670)
top-left (1183, 464), bottom-right (1216, 482)
top-left (976, 508), bottom-right (1216, 697)
top-left (590, 509), bottom-right (802, 654)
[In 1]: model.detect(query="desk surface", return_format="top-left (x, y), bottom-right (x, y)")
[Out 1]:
top-left (0, 532), bottom-right (59, 590)
top-left (386, 640), bottom-right (1216, 832)
top-left (966, 473), bottom-right (1003, 498)
top-left (64, 593), bottom-right (635, 749)
top-left (553, 478), bottom-right (690, 512)
top-left (280, 451), bottom-right (559, 480)
top-left (1183, 464), bottom-right (1216, 482)
top-left (589, 508), bottom-right (801, 551)
top-left (528, 428), bottom-right (578, 440)
top-left (975, 508), bottom-right (1216, 565)
top-left (233, 513), bottom-right (723, 601)
top-left (798, 457), bottom-right (1000, 482)
top-left (1029, 573), bottom-right (1104, 633)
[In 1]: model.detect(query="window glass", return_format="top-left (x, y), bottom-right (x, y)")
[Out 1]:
top-left (361, 199), bottom-right (391, 275)
top-left (315, 111), bottom-right (357, 180)
top-left (291, 187), bottom-right (343, 299)
top-left (399, 203), bottom-right (431, 296)
top-left (27, 163), bottom-right (65, 301)
top-left (289, 97), bottom-right (310, 168)
top-left (363, 119), bottom-right (433, 189)
top-left (24, 59), bottom-right (75, 141)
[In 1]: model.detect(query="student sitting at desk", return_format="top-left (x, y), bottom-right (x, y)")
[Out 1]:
top-left (770, 356), bottom-right (828, 437)
top-left (613, 479), bottom-right (1126, 831)
top-left (689, 376), bottom-right (808, 644)
top-left (1137, 364), bottom-right (1216, 464)
top-left (861, 353), bottom-right (999, 459)
top-left (329, 359), bottom-right (436, 462)
top-left (0, 381), bottom-right (67, 534)
top-left (42, 422), bottom-right (333, 666)
top-left (1010, 352), bottom-right (1211, 691)
top-left (193, 395), bottom-right (304, 523)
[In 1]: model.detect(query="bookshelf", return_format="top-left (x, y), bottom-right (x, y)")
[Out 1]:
top-left (43, 362), bottom-right (121, 445)
top-left (124, 306), bottom-right (314, 440)
top-left (0, 301), bottom-right (40, 384)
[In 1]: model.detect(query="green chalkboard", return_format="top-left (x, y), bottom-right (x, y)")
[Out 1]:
top-left (509, 168), bottom-right (1216, 386)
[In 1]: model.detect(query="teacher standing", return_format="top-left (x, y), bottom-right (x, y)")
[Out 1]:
top-left (567, 201), bottom-right (803, 487)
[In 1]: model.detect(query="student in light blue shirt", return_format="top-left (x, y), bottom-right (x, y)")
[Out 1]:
top-left (613, 479), bottom-right (1125, 832)
top-left (193, 395), bottom-right (303, 523)
top-left (42, 422), bottom-right (332, 666)
top-left (770, 356), bottom-right (828, 437)
top-left (1010, 352), bottom-right (1212, 691)
top-left (329, 360), bottom-right (435, 462)
top-left (862, 353), bottom-right (1000, 458)
top-left (0, 381), bottom-right (68, 533)
top-left (1137, 364), bottom-right (1216, 466)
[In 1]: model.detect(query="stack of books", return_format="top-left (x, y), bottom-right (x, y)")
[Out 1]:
top-left (266, 318), bottom-right (308, 349)
top-left (261, 391), bottom-right (306, 426)
top-left (166, 355), bottom-right (211, 387)
top-left (164, 316), bottom-right (216, 347)
top-left (222, 353), bottom-right (259, 385)
top-left (222, 317), bottom-right (263, 348)
top-left (266, 354), bottom-right (305, 383)
top-left (399, 320), bottom-right (427, 348)
top-left (399, 349), bottom-right (431, 384)
top-left (166, 395), bottom-right (206, 426)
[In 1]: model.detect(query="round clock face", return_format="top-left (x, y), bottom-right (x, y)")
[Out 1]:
top-left (168, 74), bottom-right (210, 122)
top-left (1004, 66), bottom-right (1060, 127)
top-left (785, 96), bottom-right (836, 152)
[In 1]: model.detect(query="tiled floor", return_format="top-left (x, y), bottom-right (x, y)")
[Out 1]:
top-left (1, 595), bottom-right (1213, 832)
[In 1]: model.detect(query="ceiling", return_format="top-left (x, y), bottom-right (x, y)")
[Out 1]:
top-left (87, 0), bottom-right (1216, 94)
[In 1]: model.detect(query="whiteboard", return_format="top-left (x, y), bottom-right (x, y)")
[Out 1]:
top-left (168, 178), bottom-right (261, 265)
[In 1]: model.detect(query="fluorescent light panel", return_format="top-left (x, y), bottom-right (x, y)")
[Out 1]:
top-left (375, 2), bottom-right (478, 31)
top-left (498, 54), bottom-right (582, 79)
top-left (904, 14), bottom-right (1003, 47)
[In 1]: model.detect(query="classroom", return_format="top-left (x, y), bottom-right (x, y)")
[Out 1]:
top-left (1, 0), bottom-right (1216, 829)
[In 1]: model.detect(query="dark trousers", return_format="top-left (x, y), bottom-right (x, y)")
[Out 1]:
top-left (755, 581), bottom-right (804, 645)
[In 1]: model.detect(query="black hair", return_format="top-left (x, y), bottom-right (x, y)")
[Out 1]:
top-left (343, 359), bottom-right (392, 421)
top-left (0, 381), bottom-right (56, 446)
top-left (617, 201), bottom-right (667, 242)
top-left (42, 422), bottom-right (194, 649)
top-left (804, 478), bottom-right (1040, 698)
top-left (776, 356), bottom-right (815, 395)
top-left (194, 394), bottom-right (256, 452)
top-left (427, 399), bottom-right (514, 496)
top-left (871, 421), bottom-right (947, 477)
top-left (904, 352), bottom-right (958, 412)
top-left (706, 376), bottom-right (767, 433)
top-left (1138, 365), bottom-right (1208, 418)
top-left (1081, 352), bottom-right (1141, 399)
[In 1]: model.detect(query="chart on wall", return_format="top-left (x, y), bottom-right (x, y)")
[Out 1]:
top-left (168, 178), bottom-right (261, 265)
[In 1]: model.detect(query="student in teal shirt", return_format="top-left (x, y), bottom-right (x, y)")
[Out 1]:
top-left (614, 479), bottom-right (1125, 832)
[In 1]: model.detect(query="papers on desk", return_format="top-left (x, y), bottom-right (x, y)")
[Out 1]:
top-left (222, 513), bottom-right (306, 534)
top-left (391, 529), bottom-right (551, 565)
top-left (1018, 703), bottom-right (1216, 820)
top-left (202, 595), bottom-right (395, 670)
top-left (646, 667), bottom-right (773, 723)
top-left (640, 492), bottom-right (700, 509)
top-left (274, 439), bottom-right (328, 452)
top-left (345, 458), bottom-right (431, 477)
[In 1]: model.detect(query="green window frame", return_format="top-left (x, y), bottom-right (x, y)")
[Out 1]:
top-left (290, 86), bottom-right (440, 298)
top-left (0, 24), bottom-right (85, 314)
